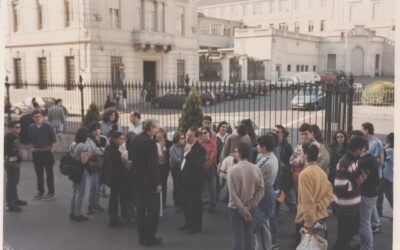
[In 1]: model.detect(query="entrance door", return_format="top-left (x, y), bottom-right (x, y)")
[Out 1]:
top-left (143, 61), bottom-right (157, 99)
top-left (351, 47), bottom-right (364, 76)
top-left (375, 54), bottom-right (380, 77)
top-left (327, 54), bottom-right (336, 71)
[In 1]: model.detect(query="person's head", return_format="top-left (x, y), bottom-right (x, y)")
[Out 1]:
top-left (32, 109), bottom-right (43, 125)
top-left (217, 121), bottom-right (229, 135)
top-left (173, 132), bottom-right (185, 145)
top-left (386, 133), bottom-right (394, 148)
top-left (75, 127), bottom-right (89, 143)
top-left (102, 108), bottom-right (119, 123)
top-left (299, 123), bottom-right (314, 144)
top-left (143, 119), bottom-right (160, 138)
top-left (333, 130), bottom-right (348, 146)
top-left (273, 124), bottom-right (288, 142)
top-left (236, 124), bottom-right (248, 137)
top-left (361, 122), bottom-right (374, 137)
top-left (8, 120), bottom-right (21, 135)
top-left (302, 144), bottom-right (319, 163)
top-left (349, 130), bottom-right (364, 140)
top-left (32, 97), bottom-right (36, 103)
top-left (110, 131), bottom-right (125, 147)
top-left (55, 99), bottom-right (62, 105)
top-left (202, 115), bottom-right (212, 129)
top-left (186, 127), bottom-right (201, 144)
top-left (235, 142), bottom-right (251, 161)
top-left (348, 136), bottom-right (369, 157)
top-left (257, 134), bottom-right (276, 154)
top-left (130, 111), bottom-right (141, 125)
top-left (156, 128), bottom-right (168, 143)
top-left (241, 119), bottom-right (255, 136)
top-left (88, 121), bottom-right (101, 137)
top-left (311, 124), bottom-right (324, 144)
top-left (201, 127), bottom-right (212, 141)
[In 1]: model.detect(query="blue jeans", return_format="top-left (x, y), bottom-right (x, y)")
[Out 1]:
top-left (285, 188), bottom-right (297, 212)
top-left (71, 171), bottom-right (87, 216)
top-left (229, 208), bottom-right (255, 250)
top-left (269, 190), bottom-right (279, 245)
top-left (87, 170), bottom-right (101, 208)
top-left (360, 196), bottom-right (377, 250)
top-left (254, 185), bottom-right (275, 250)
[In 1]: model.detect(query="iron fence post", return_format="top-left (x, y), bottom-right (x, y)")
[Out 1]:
top-left (347, 76), bottom-right (354, 133)
top-left (5, 76), bottom-right (11, 123)
top-left (78, 75), bottom-right (85, 124)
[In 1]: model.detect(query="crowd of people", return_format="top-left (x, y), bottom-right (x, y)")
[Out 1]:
top-left (4, 106), bottom-right (394, 249)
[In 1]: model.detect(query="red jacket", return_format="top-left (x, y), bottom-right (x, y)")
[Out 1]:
top-left (200, 139), bottom-right (217, 169)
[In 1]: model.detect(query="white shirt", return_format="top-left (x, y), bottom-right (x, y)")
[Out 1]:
top-left (129, 121), bottom-right (143, 135)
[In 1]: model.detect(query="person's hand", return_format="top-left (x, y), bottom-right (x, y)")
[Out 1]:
top-left (155, 185), bottom-right (162, 193)
top-left (8, 156), bottom-right (18, 162)
top-left (305, 226), bottom-right (314, 235)
top-left (241, 209), bottom-right (252, 222)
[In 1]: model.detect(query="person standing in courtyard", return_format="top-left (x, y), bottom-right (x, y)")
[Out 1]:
top-left (156, 128), bottom-right (173, 209)
top-left (200, 115), bottom-right (217, 141)
top-left (169, 132), bottom-right (186, 209)
top-left (129, 111), bottom-right (143, 135)
top-left (221, 125), bottom-right (252, 162)
top-left (383, 133), bottom-right (394, 209)
top-left (47, 99), bottom-right (66, 135)
top-left (227, 142), bottom-right (265, 250)
top-left (122, 87), bottom-right (128, 110)
top-left (28, 109), bottom-right (56, 201)
top-left (129, 119), bottom-right (162, 246)
top-left (4, 121), bottom-right (27, 212)
top-left (179, 127), bottom-right (207, 234)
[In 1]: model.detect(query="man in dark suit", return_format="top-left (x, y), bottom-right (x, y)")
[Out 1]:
top-left (128, 119), bottom-right (162, 246)
top-left (179, 127), bottom-right (206, 234)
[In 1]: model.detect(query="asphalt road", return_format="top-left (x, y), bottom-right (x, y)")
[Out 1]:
top-left (4, 155), bottom-right (394, 250)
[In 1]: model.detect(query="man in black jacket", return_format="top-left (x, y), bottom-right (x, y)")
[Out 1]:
top-left (179, 127), bottom-right (206, 234)
top-left (128, 119), bottom-right (162, 246)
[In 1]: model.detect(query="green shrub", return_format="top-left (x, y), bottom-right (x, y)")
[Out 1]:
top-left (178, 87), bottom-right (203, 133)
top-left (361, 81), bottom-right (394, 106)
top-left (83, 102), bottom-right (101, 128)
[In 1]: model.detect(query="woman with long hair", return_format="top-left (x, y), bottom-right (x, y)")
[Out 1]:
top-left (383, 132), bottom-right (394, 209)
top-left (328, 130), bottom-right (348, 184)
top-left (100, 108), bottom-right (122, 138)
top-left (103, 132), bottom-right (129, 227)
top-left (169, 132), bottom-right (185, 208)
top-left (156, 128), bottom-right (173, 209)
top-left (241, 119), bottom-right (257, 163)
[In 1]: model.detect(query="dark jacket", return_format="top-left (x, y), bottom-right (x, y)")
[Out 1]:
top-left (328, 144), bottom-right (347, 184)
top-left (129, 132), bottom-right (160, 193)
top-left (279, 139), bottom-right (293, 167)
top-left (278, 139), bottom-right (294, 191)
top-left (103, 144), bottom-right (127, 187)
top-left (359, 153), bottom-right (380, 197)
top-left (180, 141), bottom-right (206, 193)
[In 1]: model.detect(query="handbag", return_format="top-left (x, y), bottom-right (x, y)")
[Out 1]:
top-left (87, 155), bottom-right (103, 171)
top-left (296, 233), bottom-right (327, 250)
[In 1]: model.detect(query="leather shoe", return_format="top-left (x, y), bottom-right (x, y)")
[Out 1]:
top-left (143, 237), bottom-right (162, 246)
top-left (15, 200), bottom-right (28, 206)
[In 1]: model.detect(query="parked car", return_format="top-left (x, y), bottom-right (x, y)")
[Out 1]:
top-left (295, 72), bottom-right (321, 83)
top-left (12, 97), bottom-right (46, 115)
top-left (291, 87), bottom-right (326, 110)
top-left (151, 90), bottom-right (186, 109)
top-left (319, 72), bottom-right (337, 83)
top-left (335, 70), bottom-right (346, 80)
top-left (270, 76), bottom-right (300, 88)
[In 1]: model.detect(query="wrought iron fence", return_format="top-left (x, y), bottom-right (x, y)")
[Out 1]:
top-left (4, 77), bottom-right (355, 146)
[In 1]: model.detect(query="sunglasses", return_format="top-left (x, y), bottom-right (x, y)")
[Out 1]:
top-left (202, 132), bottom-right (209, 135)
top-left (180, 137), bottom-right (185, 140)
top-left (336, 136), bottom-right (344, 139)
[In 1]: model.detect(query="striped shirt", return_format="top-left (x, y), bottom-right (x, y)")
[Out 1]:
top-left (333, 152), bottom-right (363, 207)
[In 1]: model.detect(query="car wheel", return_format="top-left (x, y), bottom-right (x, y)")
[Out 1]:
top-left (14, 108), bottom-right (21, 115)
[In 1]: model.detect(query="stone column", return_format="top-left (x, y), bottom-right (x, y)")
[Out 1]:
top-left (221, 54), bottom-right (231, 82)
top-left (240, 56), bottom-right (248, 82)
top-left (263, 60), bottom-right (271, 81)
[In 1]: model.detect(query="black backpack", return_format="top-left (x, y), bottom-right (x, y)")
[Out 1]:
top-left (59, 152), bottom-right (75, 176)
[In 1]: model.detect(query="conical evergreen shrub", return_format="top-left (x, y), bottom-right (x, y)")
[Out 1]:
top-left (84, 102), bottom-right (101, 128)
top-left (178, 87), bottom-right (203, 133)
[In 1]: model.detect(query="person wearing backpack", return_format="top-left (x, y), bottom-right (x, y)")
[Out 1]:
top-left (70, 127), bottom-right (91, 222)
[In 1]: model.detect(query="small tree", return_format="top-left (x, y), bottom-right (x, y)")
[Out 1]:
top-left (178, 87), bottom-right (203, 133)
top-left (84, 102), bottom-right (101, 128)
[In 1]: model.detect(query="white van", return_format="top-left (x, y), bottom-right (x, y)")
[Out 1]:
top-left (270, 76), bottom-right (299, 88)
top-left (295, 72), bottom-right (321, 83)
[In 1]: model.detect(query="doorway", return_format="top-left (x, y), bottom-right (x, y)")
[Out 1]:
top-left (143, 61), bottom-right (157, 100)
top-left (351, 47), bottom-right (364, 76)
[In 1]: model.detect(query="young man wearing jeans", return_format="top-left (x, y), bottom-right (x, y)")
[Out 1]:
top-left (358, 145), bottom-right (380, 250)
top-left (227, 142), bottom-right (265, 250)
top-left (28, 109), bottom-right (56, 200)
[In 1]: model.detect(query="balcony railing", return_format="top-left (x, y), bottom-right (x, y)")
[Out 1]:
top-left (133, 30), bottom-right (175, 52)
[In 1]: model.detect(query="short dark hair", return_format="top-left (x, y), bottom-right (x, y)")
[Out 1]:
top-left (203, 115), bottom-right (212, 122)
top-left (348, 136), bottom-right (369, 152)
top-left (55, 99), bottom-right (62, 105)
top-left (75, 127), bottom-right (89, 143)
top-left (110, 131), bottom-right (124, 146)
top-left (237, 125), bottom-right (248, 137)
top-left (201, 127), bottom-right (211, 135)
top-left (88, 121), bottom-right (101, 133)
top-left (302, 144), bottom-right (319, 162)
top-left (217, 121), bottom-right (228, 132)
top-left (173, 132), bottom-right (185, 144)
top-left (350, 130), bottom-right (364, 138)
top-left (361, 122), bottom-right (374, 135)
top-left (143, 119), bottom-right (159, 132)
top-left (275, 124), bottom-right (289, 138)
top-left (131, 111), bottom-right (141, 119)
top-left (257, 134), bottom-right (276, 152)
top-left (299, 123), bottom-right (312, 133)
top-left (236, 142), bottom-right (251, 160)
top-left (311, 124), bottom-right (324, 143)
top-left (188, 127), bottom-right (201, 138)
top-left (32, 109), bottom-right (42, 116)
top-left (386, 133), bottom-right (394, 148)
top-left (332, 130), bottom-right (348, 147)
top-left (8, 120), bottom-right (20, 128)
top-left (102, 108), bottom-right (119, 123)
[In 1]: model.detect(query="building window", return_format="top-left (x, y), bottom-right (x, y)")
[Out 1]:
top-left (294, 22), bottom-right (299, 32)
top-left (301, 65), bottom-right (304, 72)
top-left (14, 58), bottom-right (22, 89)
top-left (341, 31), bottom-right (345, 40)
top-left (65, 57), bottom-right (75, 90)
top-left (176, 6), bottom-right (185, 35)
top-left (372, 3), bottom-right (381, 21)
top-left (64, 0), bottom-right (73, 27)
top-left (254, 3), bottom-right (263, 15)
top-left (38, 57), bottom-right (47, 90)
top-left (224, 27), bottom-right (231, 36)
top-left (305, 65), bottom-right (309, 71)
top-left (313, 65), bottom-right (317, 72)
top-left (279, 22), bottom-right (288, 31)
top-left (287, 64), bottom-right (291, 72)
top-left (293, 0), bottom-right (298, 10)
top-left (177, 59), bottom-right (185, 86)
top-left (231, 6), bottom-right (239, 17)
top-left (109, 8), bottom-right (121, 29)
top-left (37, 0), bottom-right (43, 30)
top-left (12, 1), bottom-right (19, 32)
top-left (111, 56), bottom-right (123, 89)
top-left (269, 0), bottom-right (274, 13)
top-left (320, 20), bottom-right (325, 32)
top-left (296, 65), bottom-right (300, 72)
top-left (270, 23), bottom-right (274, 29)
top-left (308, 20), bottom-right (313, 32)
top-left (161, 3), bottom-right (166, 32)
top-left (321, 0), bottom-right (327, 7)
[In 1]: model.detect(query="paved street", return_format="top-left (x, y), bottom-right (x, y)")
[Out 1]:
top-left (4, 154), bottom-right (393, 250)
